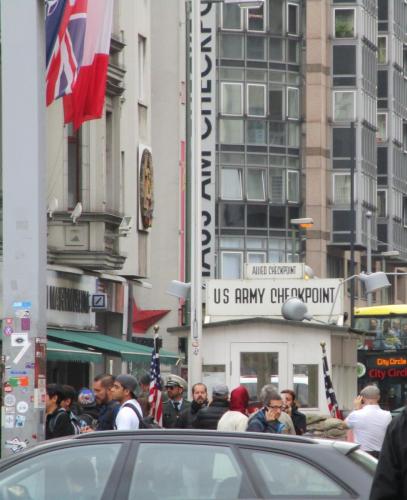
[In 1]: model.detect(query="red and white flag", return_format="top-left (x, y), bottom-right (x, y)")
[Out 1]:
top-left (148, 337), bottom-right (163, 426)
top-left (63, 0), bottom-right (113, 129)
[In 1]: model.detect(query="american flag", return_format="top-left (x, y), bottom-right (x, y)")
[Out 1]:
top-left (321, 342), bottom-right (343, 419)
top-left (46, 0), bottom-right (87, 106)
top-left (148, 337), bottom-right (163, 426)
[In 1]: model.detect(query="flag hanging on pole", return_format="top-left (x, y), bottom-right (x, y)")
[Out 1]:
top-left (321, 342), bottom-right (343, 420)
top-left (148, 336), bottom-right (163, 426)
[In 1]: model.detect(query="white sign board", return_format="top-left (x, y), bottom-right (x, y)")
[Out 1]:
top-left (206, 279), bottom-right (342, 318)
top-left (245, 263), bottom-right (304, 280)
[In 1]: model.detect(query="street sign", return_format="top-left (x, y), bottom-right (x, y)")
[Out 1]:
top-left (245, 262), bottom-right (304, 280)
top-left (90, 293), bottom-right (107, 310)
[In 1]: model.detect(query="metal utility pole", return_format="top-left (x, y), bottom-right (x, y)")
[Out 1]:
top-left (366, 211), bottom-right (372, 305)
top-left (349, 122), bottom-right (356, 328)
top-left (1, 0), bottom-right (47, 456)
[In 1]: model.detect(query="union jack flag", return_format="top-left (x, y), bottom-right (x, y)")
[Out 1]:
top-left (148, 337), bottom-right (163, 426)
top-left (321, 342), bottom-right (343, 420)
top-left (46, 0), bottom-right (87, 106)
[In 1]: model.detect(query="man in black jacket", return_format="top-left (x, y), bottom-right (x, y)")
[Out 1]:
top-left (194, 384), bottom-right (229, 430)
top-left (46, 383), bottom-right (75, 439)
top-left (93, 374), bottom-right (120, 430)
top-left (281, 389), bottom-right (306, 435)
top-left (370, 407), bottom-right (407, 499)
top-left (177, 383), bottom-right (208, 428)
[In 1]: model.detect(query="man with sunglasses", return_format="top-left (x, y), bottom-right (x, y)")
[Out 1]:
top-left (163, 376), bottom-right (190, 428)
top-left (247, 385), bottom-right (288, 434)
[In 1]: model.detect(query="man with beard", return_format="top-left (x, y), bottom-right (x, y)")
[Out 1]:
top-left (177, 383), bottom-right (208, 428)
top-left (93, 374), bottom-right (120, 430)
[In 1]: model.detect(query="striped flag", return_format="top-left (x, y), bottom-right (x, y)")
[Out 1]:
top-left (321, 342), bottom-right (343, 419)
top-left (148, 337), bottom-right (163, 426)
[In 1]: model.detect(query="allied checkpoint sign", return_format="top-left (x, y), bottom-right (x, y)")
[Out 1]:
top-left (206, 279), bottom-right (343, 319)
top-left (245, 263), bottom-right (304, 280)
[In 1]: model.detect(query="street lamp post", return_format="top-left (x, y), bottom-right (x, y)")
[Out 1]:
top-left (366, 211), bottom-right (372, 305)
top-left (290, 218), bottom-right (314, 263)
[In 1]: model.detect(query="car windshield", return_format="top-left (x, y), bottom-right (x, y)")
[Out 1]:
top-left (348, 449), bottom-right (377, 474)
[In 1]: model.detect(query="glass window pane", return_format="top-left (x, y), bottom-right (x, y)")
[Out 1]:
top-left (269, 207), bottom-right (286, 229)
top-left (221, 35), bottom-right (244, 59)
top-left (293, 364), bottom-right (318, 407)
top-left (269, 122), bottom-right (286, 145)
top-left (221, 83), bottom-right (242, 115)
top-left (270, 155), bottom-right (285, 167)
top-left (377, 114), bottom-right (387, 142)
top-left (248, 252), bottom-right (266, 263)
top-left (130, 443), bottom-right (244, 499)
top-left (220, 204), bottom-right (245, 227)
top-left (269, 89), bottom-right (283, 119)
top-left (378, 71), bottom-right (388, 98)
top-left (240, 352), bottom-right (279, 400)
top-left (287, 4), bottom-right (299, 34)
top-left (287, 170), bottom-right (300, 202)
top-left (333, 127), bottom-right (354, 158)
top-left (333, 46), bottom-right (356, 75)
top-left (220, 236), bottom-right (244, 249)
top-left (247, 121), bottom-right (267, 144)
top-left (334, 92), bottom-right (355, 121)
top-left (269, 38), bottom-right (284, 61)
top-left (269, 169), bottom-right (285, 203)
top-left (335, 9), bottom-right (355, 38)
top-left (269, 0), bottom-right (283, 34)
top-left (248, 4), bottom-right (265, 31)
top-left (287, 40), bottom-right (299, 63)
top-left (288, 122), bottom-right (300, 147)
top-left (287, 88), bottom-right (299, 119)
top-left (220, 119), bottom-right (244, 144)
top-left (222, 252), bottom-right (243, 279)
top-left (247, 170), bottom-right (265, 200)
top-left (221, 168), bottom-right (242, 199)
top-left (222, 4), bottom-right (242, 30)
top-left (247, 204), bottom-right (268, 227)
top-left (247, 84), bottom-right (266, 116)
top-left (378, 36), bottom-right (387, 64)
top-left (246, 450), bottom-right (344, 496)
top-left (247, 36), bottom-right (266, 60)
top-left (377, 190), bottom-right (387, 217)
top-left (334, 174), bottom-right (351, 205)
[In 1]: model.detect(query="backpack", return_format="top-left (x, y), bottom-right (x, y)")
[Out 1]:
top-left (121, 402), bottom-right (161, 429)
top-left (69, 411), bottom-right (82, 435)
top-left (48, 408), bottom-right (80, 435)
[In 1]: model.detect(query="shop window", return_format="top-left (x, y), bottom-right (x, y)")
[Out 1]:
top-left (247, 169), bottom-right (265, 201)
top-left (333, 173), bottom-right (351, 205)
top-left (378, 36), bottom-right (387, 64)
top-left (221, 168), bottom-right (243, 200)
top-left (269, 122), bottom-right (286, 146)
top-left (269, 169), bottom-right (285, 203)
top-left (247, 84), bottom-right (266, 116)
top-left (221, 82), bottom-right (243, 116)
top-left (247, 36), bottom-right (266, 60)
top-left (269, 0), bottom-right (283, 34)
top-left (377, 113), bottom-right (387, 143)
top-left (220, 34), bottom-right (244, 59)
top-left (247, 3), bottom-right (265, 32)
top-left (333, 91), bottom-right (355, 122)
top-left (219, 119), bottom-right (244, 144)
top-left (293, 364), bottom-right (319, 408)
top-left (269, 38), bottom-right (284, 61)
top-left (221, 3), bottom-right (243, 30)
top-left (287, 87), bottom-right (299, 119)
top-left (269, 89), bottom-right (284, 120)
top-left (334, 8), bottom-right (355, 38)
top-left (67, 123), bottom-right (81, 210)
top-left (221, 251), bottom-right (243, 279)
top-left (287, 3), bottom-right (299, 35)
top-left (247, 121), bottom-right (267, 144)
top-left (377, 189), bottom-right (387, 217)
top-left (247, 252), bottom-right (266, 263)
top-left (287, 170), bottom-right (300, 203)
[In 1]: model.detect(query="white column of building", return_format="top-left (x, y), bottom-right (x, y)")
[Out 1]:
top-left (1, 0), bottom-right (47, 456)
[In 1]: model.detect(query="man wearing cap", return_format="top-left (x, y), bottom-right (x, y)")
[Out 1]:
top-left (163, 376), bottom-right (191, 428)
top-left (193, 384), bottom-right (230, 430)
top-left (345, 385), bottom-right (391, 458)
top-left (111, 374), bottom-right (143, 430)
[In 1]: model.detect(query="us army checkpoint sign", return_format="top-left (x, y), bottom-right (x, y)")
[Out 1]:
top-left (206, 279), bottom-right (343, 319)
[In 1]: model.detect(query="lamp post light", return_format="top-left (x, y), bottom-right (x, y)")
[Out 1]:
top-left (290, 218), bottom-right (314, 263)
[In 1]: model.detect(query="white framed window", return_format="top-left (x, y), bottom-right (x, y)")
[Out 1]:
top-left (287, 170), bottom-right (300, 203)
top-left (378, 35), bottom-right (387, 64)
top-left (333, 91), bottom-right (355, 122)
top-left (377, 113), bottom-right (387, 142)
top-left (247, 3), bottom-right (266, 32)
top-left (377, 189), bottom-right (387, 217)
top-left (221, 168), bottom-right (243, 200)
top-left (334, 8), bottom-right (355, 38)
top-left (269, 169), bottom-right (285, 203)
top-left (393, 189), bottom-right (403, 219)
top-left (221, 3), bottom-right (243, 31)
top-left (221, 82), bottom-right (243, 116)
top-left (221, 251), bottom-right (243, 279)
top-left (138, 35), bottom-right (146, 101)
top-left (247, 84), bottom-right (266, 117)
top-left (287, 3), bottom-right (299, 35)
top-left (333, 173), bottom-right (351, 205)
top-left (247, 252), bottom-right (266, 263)
top-left (247, 169), bottom-right (266, 200)
top-left (287, 87), bottom-right (300, 119)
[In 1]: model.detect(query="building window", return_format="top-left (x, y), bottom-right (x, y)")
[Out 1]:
top-left (221, 251), bottom-right (243, 279)
top-left (247, 3), bottom-right (265, 32)
top-left (67, 123), bottom-right (81, 210)
top-left (377, 113), bottom-right (387, 142)
top-left (377, 189), bottom-right (387, 217)
top-left (269, 38), bottom-right (284, 61)
top-left (287, 39), bottom-right (299, 64)
top-left (269, 122), bottom-right (286, 146)
top-left (220, 34), bottom-right (244, 59)
top-left (333, 173), bottom-right (351, 205)
top-left (403, 122), bottom-right (407, 152)
top-left (221, 82), bottom-right (243, 116)
top-left (247, 121), bottom-right (267, 144)
top-left (221, 3), bottom-right (243, 30)
top-left (247, 84), bottom-right (266, 116)
top-left (288, 122), bottom-right (300, 148)
top-left (287, 3), bottom-right (299, 35)
top-left (221, 168), bottom-right (243, 200)
top-left (378, 36), bottom-right (387, 64)
top-left (403, 197), bottom-right (407, 228)
top-left (247, 169), bottom-right (265, 200)
top-left (247, 252), bottom-right (266, 263)
top-left (287, 170), bottom-right (300, 203)
top-left (138, 35), bottom-right (146, 101)
top-left (247, 36), bottom-right (266, 60)
top-left (333, 46), bottom-right (356, 76)
top-left (269, 88), bottom-right (284, 119)
top-left (269, 169), bottom-right (285, 203)
top-left (333, 91), bottom-right (355, 122)
top-left (269, 0), bottom-right (283, 34)
top-left (293, 364), bottom-right (318, 408)
top-left (334, 8), bottom-right (355, 38)
top-left (287, 87), bottom-right (299, 119)
top-left (220, 119), bottom-right (244, 144)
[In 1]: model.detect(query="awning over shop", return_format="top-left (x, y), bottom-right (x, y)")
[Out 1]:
top-left (47, 341), bottom-right (102, 363)
top-left (47, 329), bottom-right (180, 365)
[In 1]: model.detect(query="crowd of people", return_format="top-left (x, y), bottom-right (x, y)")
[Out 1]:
top-left (45, 373), bottom-right (307, 439)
